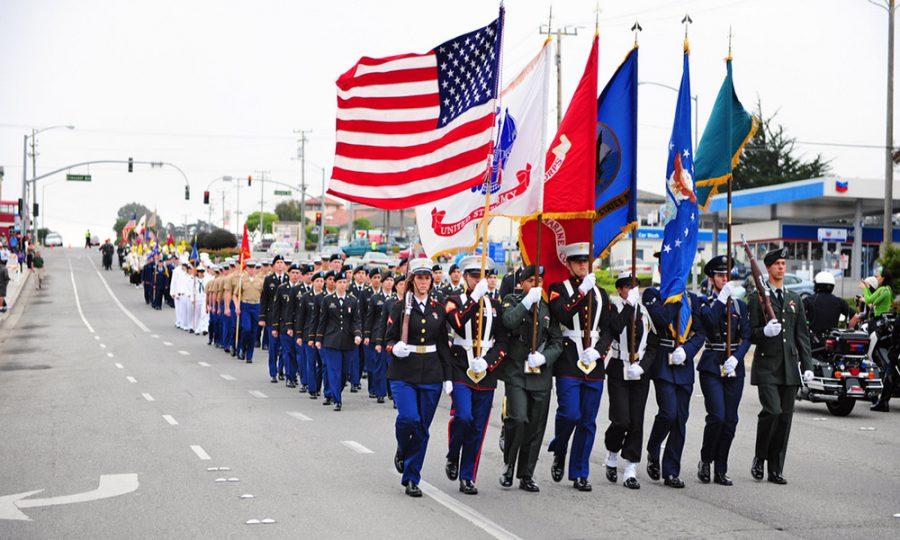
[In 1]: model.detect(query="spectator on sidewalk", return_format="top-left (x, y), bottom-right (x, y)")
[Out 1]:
top-left (32, 250), bottom-right (45, 289)
top-left (0, 254), bottom-right (10, 313)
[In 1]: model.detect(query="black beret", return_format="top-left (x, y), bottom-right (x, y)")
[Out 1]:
top-left (703, 255), bottom-right (728, 277)
top-left (517, 265), bottom-right (544, 283)
top-left (329, 253), bottom-right (341, 262)
top-left (368, 268), bottom-right (381, 277)
top-left (763, 247), bottom-right (786, 267)
top-left (271, 255), bottom-right (284, 264)
top-left (432, 264), bottom-right (442, 272)
top-left (312, 271), bottom-right (325, 281)
top-left (449, 264), bottom-right (460, 272)
top-left (341, 264), bottom-right (353, 272)
top-left (288, 263), bottom-right (301, 272)
top-left (324, 271), bottom-right (336, 280)
top-left (301, 264), bottom-right (314, 274)
top-left (381, 270), bottom-right (395, 280)
top-left (354, 265), bottom-right (367, 274)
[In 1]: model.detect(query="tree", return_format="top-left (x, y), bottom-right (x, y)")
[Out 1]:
top-left (274, 200), bottom-right (304, 223)
top-left (878, 245), bottom-right (900, 296)
top-left (246, 211), bottom-right (279, 234)
top-left (197, 228), bottom-right (237, 250)
top-left (112, 203), bottom-right (165, 241)
top-left (733, 100), bottom-right (832, 191)
top-left (353, 217), bottom-right (373, 231)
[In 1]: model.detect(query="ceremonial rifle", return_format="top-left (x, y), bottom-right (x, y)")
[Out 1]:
top-left (741, 234), bottom-right (776, 322)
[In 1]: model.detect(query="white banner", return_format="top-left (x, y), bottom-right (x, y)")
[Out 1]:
top-left (415, 41), bottom-right (550, 258)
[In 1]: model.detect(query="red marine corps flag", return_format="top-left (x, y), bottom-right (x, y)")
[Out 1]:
top-left (519, 35), bottom-right (598, 288)
top-left (327, 12), bottom-right (504, 209)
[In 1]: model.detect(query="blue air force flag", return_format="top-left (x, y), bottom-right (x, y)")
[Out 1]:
top-left (660, 45), bottom-right (698, 342)
top-left (594, 47), bottom-right (638, 259)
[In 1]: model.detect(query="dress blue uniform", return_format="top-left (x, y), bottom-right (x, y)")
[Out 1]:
top-left (260, 268), bottom-right (288, 379)
top-left (271, 275), bottom-right (300, 385)
top-left (644, 286), bottom-right (705, 486)
top-left (314, 276), bottom-right (362, 409)
top-left (141, 260), bottom-right (154, 305)
top-left (365, 286), bottom-right (392, 400)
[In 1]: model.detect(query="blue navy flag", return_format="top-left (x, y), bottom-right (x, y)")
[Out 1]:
top-left (189, 239), bottom-right (199, 263)
top-left (594, 47), bottom-right (638, 259)
top-left (660, 44), bottom-right (698, 342)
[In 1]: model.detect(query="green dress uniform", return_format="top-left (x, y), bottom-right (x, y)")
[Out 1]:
top-left (748, 282), bottom-right (813, 480)
top-left (498, 291), bottom-right (563, 487)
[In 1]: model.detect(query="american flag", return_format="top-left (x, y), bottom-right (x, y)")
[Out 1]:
top-left (328, 14), bottom-right (503, 209)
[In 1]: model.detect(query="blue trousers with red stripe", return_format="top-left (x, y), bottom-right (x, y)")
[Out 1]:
top-left (447, 383), bottom-right (494, 482)
top-left (548, 377), bottom-right (604, 480)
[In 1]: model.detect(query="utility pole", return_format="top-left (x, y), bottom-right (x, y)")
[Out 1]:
top-left (295, 129), bottom-right (312, 249)
top-left (222, 191), bottom-right (226, 229)
top-left (539, 7), bottom-right (578, 128)
top-left (318, 168), bottom-right (326, 254)
top-left (885, 0), bottom-right (896, 255)
top-left (255, 169), bottom-right (269, 242)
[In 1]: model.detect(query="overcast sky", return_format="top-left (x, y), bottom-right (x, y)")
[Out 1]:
top-left (0, 0), bottom-right (892, 244)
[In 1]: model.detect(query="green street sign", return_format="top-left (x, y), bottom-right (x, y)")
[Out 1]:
top-left (67, 174), bottom-right (92, 182)
top-left (274, 189), bottom-right (292, 196)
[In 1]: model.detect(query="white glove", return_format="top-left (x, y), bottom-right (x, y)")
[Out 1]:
top-left (579, 348), bottom-right (601, 365)
top-left (671, 347), bottom-right (687, 365)
top-left (469, 356), bottom-right (488, 373)
top-left (527, 352), bottom-right (546, 369)
top-left (763, 319), bottom-right (782, 338)
top-left (470, 278), bottom-right (489, 301)
top-left (724, 356), bottom-right (739, 373)
top-left (578, 273), bottom-right (597, 295)
top-left (392, 341), bottom-right (410, 358)
top-left (521, 287), bottom-right (542, 310)
top-left (717, 282), bottom-right (734, 305)
top-left (803, 369), bottom-right (814, 382)
top-left (626, 363), bottom-right (644, 378)
top-left (443, 380), bottom-right (454, 395)
top-left (626, 287), bottom-right (640, 307)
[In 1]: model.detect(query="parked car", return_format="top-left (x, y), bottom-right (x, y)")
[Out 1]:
top-left (736, 272), bottom-right (814, 301)
top-left (610, 258), bottom-right (654, 276)
top-left (267, 241), bottom-right (294, 258)
top-left (44, 232), bottom-right (63, 247)
top-left (340, 238), bottom-right (388, 257)
top-left (344, 256), bottom-right (363, 269)
top-left (90, 235), bottom-right (100, 246)
top-left (362, 251), bottom-right (392, 268)
top-left (319, 246), bottom-right (344, 261)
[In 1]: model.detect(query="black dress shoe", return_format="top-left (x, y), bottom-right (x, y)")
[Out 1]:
top-left (224, 348), bottom-right (231, 354)
top-left (405, 483), bottom-right (422, 497)
top-left (377, 397), bottom-right (385, 404)
top-left (237, 352), bottom-right (245, 361)
top-left (697, 461), bottom-right (711, 484)
top-left (870, 401), bottom-right (889, 412)
top-left (278, 373), bottom-right (284, 381)
top-left (647, 455), bottom-right (661, 481)
top-left (309, 392), bottom-right (318, 399)
top-left (714, 473), bottom-right (733, 486)
top-left (573, 477), bottom-right (592, 492)
top-left (333, 402), bottom-right (342, 411)
top-left (519, 477), bottom-right (540, 492)
top-left (270, 377), bottom-right (278, 383)
top-left (751, 457), bottom-right (765, 480)
top-left (394, 448), bottom-right (404, 473)
top-left (459, 480), bottom-right (478, 495)
top-left (245, 359), bottom-right (252, 364)
top-left (663, 475), bottom-right (685, 488)
top-left (350, 386), bottom-right (358, 393)
top-left (299, 385), bottom-right (308, 393)
top-left (323, 398), bottom-right (332, 406)
top-left (445, 458), bottom-right (460, 481)
top-left (624, 477), bottom-right (640, 490)
top-left (286, 381), bottom-right (296, 388)
top-left (606, 466), bottom-right (617, 483)
top-left (499, 464), bottom-right (514, 488)
top-left (767, 472), bottom-right (787, 485)
top-left (369, 393), bottom-right (376, 399)
top-left (550, 453), bottom-right (565, 483)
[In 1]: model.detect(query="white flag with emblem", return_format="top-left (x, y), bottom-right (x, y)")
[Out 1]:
top-left (415, 40), bottom-right (550, 258)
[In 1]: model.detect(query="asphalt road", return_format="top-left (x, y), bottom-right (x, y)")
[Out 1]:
top-left (1, 249), bottom-right (898, 539)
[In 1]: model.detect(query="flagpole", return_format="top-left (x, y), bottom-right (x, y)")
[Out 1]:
top-left (583, 17), bottom-right (600, 354)
top-left (630, 23), bottom-right (642, 366)
top-left (724, 28), bottom-right (734, 372)
top-left (473, 5), bottom-right (505, 364)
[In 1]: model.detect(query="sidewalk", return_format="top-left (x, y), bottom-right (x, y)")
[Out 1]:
top-left (0, 265), bottom-right (31, 324)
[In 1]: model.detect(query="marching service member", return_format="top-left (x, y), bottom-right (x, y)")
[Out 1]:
top-left (271, 263), bottom-right (303, 387)
top-left (315, 270), bottom-right (362, 411)
top-left (296, 271), bottom-right (326, 399)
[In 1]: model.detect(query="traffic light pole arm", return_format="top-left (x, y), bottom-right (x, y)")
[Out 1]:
top-left (27, 159), bottom-right (191, 196)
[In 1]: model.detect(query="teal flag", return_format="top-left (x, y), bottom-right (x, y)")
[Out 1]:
top-left (694, 58), bottom-right (757, 211)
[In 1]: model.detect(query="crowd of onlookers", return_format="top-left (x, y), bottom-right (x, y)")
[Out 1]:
top-left (0, 231), bottom-right (45, 313)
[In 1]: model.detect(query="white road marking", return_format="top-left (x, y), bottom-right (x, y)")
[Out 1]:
top-left (163, 341), bottom-right (173, 347)
top-left (99, 343), bottom-right (107, 349)
top-left (93, 336), bottom-right (100, 341)
top-left (418, 479), bottom-right (522, 540)
top-left (142, 393), bottom-right (155, 402)
top-left (248, 390), bottom-right (268, 399)
top-left (0, 474), bottom-right (139, 521)
top-left (162, 415), bottom-right (179, 426)
top-left (260, 519), bottom-right (276, 524)
top-left (87, 259), bottom-right (150, 333)
top-left (106, 352), bottom-right (114, 358)
top-left (151, 334), bottom-right (159, 339)
top-left (246, 519), bottom-right (260, 525)
top-left (239, 494), bottom-right (254, 499)
top-left (190, 445), bottom-right (211, 460)
top-left (286, 411), bottom-right (312, 422)
top-left (178, 350), bottom-right (190, 356)
top-left (341, 441), bottom-right (374, 454)
top-left (125, 376), bottom-right (137, 384)
top-left (114, 363), bottom-right (124, 369)
top-left (68, 259), bottom-right (95, 334)
top-left (206, 467), bottom-right (231, 471)
top-left (227, 478), bottom-right (240, 482)
top-left (220, 374), bottom-right (237, 381)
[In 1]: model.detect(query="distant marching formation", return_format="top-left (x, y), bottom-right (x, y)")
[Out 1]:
top-left (116, 241), bottom-right (874, 500)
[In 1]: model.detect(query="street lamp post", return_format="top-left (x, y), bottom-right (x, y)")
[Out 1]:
top-left (20, 125), bottom-right (74, 238)
top-left (637, 81), bottom-right (699, 153)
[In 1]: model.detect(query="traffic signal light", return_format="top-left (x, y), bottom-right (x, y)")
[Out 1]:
top-left (185, 185), bottom-right (190, 200)
top-left (247, 175), bottom-right (252, 187)
top-left (203, 191), bottom-right (210, 204)
top-left (17, 198), bottom-right (23, 215)
top-left (33, 203), bottom-right (39, 218)
top-left (315, 212), bottom-right (322, 226)
top-left (128, 157), bottom-right (133, 173)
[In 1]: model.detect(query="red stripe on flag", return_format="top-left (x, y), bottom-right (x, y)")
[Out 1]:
top-left (336, 117), bottom-right (438, 135)
top-left (332, 142), bottom-right (492, 186)
top-left (328, 170), bottom-right (487, 210)
top-left (335, 114), bottom-right (493, 160)
top-left (337, 93), bottom-right (440, 110)
top-left (355, 52), bottom-right (430, 67)
top-left (337, 67), bottom-right (436, 91)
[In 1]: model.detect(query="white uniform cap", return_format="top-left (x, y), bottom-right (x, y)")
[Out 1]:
top-left (562, 242), bottom-right (590, 260)
top-left (459, 254), bottom-right (495, 273)
top-left (408, 257), bottom-right (434, 275)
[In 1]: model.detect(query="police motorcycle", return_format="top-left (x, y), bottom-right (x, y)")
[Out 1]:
top-left (797, 273), bottom-right (882, 416)
top-left (866, 312), bottom-right (898, 400)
